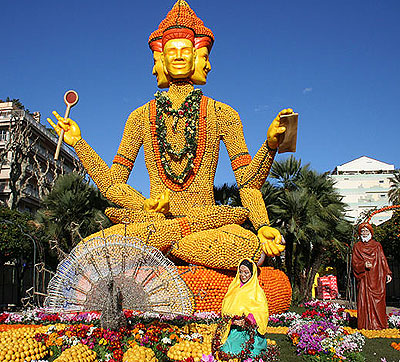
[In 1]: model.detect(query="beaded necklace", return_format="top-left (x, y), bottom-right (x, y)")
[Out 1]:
top-left (154, 89), bottom-right (203, 184)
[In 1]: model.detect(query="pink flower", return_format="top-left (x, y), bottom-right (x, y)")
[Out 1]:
top-left (201, 354), bottom-right (215, 362)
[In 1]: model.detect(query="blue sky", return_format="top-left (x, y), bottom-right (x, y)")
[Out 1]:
top-left (2, 0), bottom-right (399, 196)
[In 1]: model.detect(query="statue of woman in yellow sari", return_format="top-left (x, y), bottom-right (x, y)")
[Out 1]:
top-left (219, 258), bottom-right (270, 359)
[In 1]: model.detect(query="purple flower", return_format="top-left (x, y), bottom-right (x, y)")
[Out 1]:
top-left (201, 354), bottom-right (215, 362)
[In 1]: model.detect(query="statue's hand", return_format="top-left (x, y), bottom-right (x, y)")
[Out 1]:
top-left (47, 111), bottom-right (82, 147)
top-left (143, 190), bottom-right (170, 214)
top-left (267, 108), bottom-right (294, 149)
top-left (258, 226), bottom-right (285, 256)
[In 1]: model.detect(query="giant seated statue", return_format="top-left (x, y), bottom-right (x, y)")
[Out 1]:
top-left (48, 0), bottom-right (295, 270)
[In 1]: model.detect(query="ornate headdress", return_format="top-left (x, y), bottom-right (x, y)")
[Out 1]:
top-left (358, 222), bottom-right (374, 236)
top-left (148, 28), bottom-right (163, 53)
top-left (148, 0), bottom-right (214, 52)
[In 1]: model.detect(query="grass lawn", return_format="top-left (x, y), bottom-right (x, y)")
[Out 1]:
top-left (362, 338), bottom-right (400, 362)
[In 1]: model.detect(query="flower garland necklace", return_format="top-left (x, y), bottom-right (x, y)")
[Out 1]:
top-left (211, 315), bottom-right (279, 361)
top-left (154, 89), bottom-right (203, 184)
top-left (211, 315), bottom-right (256, 361)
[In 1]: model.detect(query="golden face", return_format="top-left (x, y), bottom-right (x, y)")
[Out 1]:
top-left (191, 47), bottom-right (211, 85)
top-left (162, 39), bottom-right (195, 79)
top-left (152, 51), bottom-right (169, 88)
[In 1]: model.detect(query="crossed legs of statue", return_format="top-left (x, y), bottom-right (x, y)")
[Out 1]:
top-left (85, 205), bottom-right (262, 270)
top-left (172, 223), bottom-right (262, 269)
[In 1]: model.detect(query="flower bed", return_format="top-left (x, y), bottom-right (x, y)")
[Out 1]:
top-left (300, 300), bottom-right (349, 326)
top-left (286, 300), bottom-right (366, 360)
top-left (388, 309), bottom-right (400, 329)
top-left (0, 310), bottom-right (279, 362)
top-left (1, 302), bottom-right (399, 362)
top-left (287, 319), bottom-right (365, 361)
top-left (283, 301), bottom-right (400, 361)
top-left (269, 312), bottom-right (301, 327)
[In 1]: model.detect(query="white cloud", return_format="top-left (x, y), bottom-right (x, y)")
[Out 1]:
top-left (303, 87), bottom-right (313, 94)
top-left (254, 105), bottom-right (270, 112)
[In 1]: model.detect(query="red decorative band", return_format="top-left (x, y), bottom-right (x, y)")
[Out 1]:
top-left (194, 36), bottom-right (213, 52)
top-left (162, 27), bottom-right (195, 48)
top-left (149, 39), bottom-right (162, 52)
top-left (113, 155), bottom-right (133, 170)
top-left (231, 154), bottom-right (252, 171)
top-left (178, 217), bottom-right (191, 238)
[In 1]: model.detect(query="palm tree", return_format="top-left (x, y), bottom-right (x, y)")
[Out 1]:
top-left (388, 170), bottom-right (400, 205)
top-left (270, 155), bottom-right (304, 191)
top-left (262, 157), bottom-right (351, 302)
top-left (36, 173), bottom-right (112, 260)
top-left (213, 183), bottom-right (240, 206)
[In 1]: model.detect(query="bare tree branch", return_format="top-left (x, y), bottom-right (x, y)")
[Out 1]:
top-left (0, 108), bottom-right (84, 209)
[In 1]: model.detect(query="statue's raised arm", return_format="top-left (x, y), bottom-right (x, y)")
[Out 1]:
top-left (48, 104), bottom-right (147, 210)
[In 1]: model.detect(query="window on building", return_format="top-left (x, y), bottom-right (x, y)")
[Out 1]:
top-left (380, 194), bottom-right (386, 198)
top-left (379, 180), bottom-right (384, 183)
top-left (0, 180), bottom-right (8, 190)
top-left (0, 129), bottom-right (9, 142)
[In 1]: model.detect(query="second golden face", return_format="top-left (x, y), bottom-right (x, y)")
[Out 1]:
top-left (191, 47), bottom-right (211, 85)
top-left (153, 51), bottom-right (169, 88)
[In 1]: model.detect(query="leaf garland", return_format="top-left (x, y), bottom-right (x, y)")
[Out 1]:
top-left (154, 89), bottom-right (203, 184)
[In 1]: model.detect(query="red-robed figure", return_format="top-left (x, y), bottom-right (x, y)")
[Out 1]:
top-left (352, 223), bottom-right (392, 330)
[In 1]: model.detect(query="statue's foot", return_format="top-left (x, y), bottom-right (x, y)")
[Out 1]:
top-left (171, 224), bottom-right (262, 270)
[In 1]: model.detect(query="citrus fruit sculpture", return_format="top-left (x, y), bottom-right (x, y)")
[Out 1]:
top-left (47, 0), bottom-right (293, 313)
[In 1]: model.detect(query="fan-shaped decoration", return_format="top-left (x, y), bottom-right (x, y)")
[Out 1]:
top-left (45, 234), bottom-right (195, 315)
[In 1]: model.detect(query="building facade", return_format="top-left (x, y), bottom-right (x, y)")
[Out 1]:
top-left (0, 101), bottom-right (82, 213)
top-left (330, 156), bottom-right (395, 225)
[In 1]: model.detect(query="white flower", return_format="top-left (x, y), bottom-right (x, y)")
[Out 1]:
top-left (46, 325), bottom-right (57, 334)
top-left (88, 326), bottom-right (97, 336)
top-left (388, 315), bottom-right (400, 329)
top-left (162, 337), bottom-right (172, 344)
